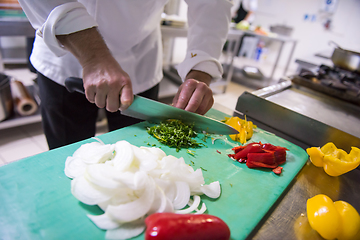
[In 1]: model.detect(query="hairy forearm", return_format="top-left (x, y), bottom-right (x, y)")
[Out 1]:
top-left (56, 27), bottom-right (112, 67)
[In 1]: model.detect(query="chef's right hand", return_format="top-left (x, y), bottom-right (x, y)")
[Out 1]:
top-left (82, 56), bottom-right (133, 112)
top-left (57, 27), bottom-right (133, 112)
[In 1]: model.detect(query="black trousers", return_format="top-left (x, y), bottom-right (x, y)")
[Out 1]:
top-left (37, 73), bottom-right (159, 150)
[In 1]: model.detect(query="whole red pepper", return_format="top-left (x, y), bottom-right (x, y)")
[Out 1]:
top-left (145, 213), bottom-right (231, 240)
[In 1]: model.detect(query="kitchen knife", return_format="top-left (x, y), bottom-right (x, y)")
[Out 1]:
top-left (64, 77), bottom-right (239, 135)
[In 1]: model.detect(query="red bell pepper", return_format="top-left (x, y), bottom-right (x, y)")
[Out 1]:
top-left (228, 142), bottom-right (288, 173)
top-left (145, 213), bottom-right (231, 240)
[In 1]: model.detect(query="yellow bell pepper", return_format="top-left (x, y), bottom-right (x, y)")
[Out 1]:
top-left (307, 194), bottom-right (360, 240)
top-left (306, 142), bottom-right (360, 177)
top-left (224, 116), bottom-right (256, 145)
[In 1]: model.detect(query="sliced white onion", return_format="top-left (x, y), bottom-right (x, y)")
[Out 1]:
top-left (105, 219), bottom-right (146, 240)
top-left (65, 140), bottom-right (223, 240)
top-left (106, 178), bottom-right (155, 222)
top-left (87, 213), bottom-right (120, 230)
top-left (112, 141), bottom-right (134, 171)
top-left (64, 156), bottom-right (87, 178)
top-left (195, 203), bottom-right (207, 214)
top-left (71, 176), bottom-right (114, 205)
top-left (85, 164), bottom-right (123, 189)
top-left (173, 181), bottom-right (190, 210)
top-left (141, 146), bottom-right (166, 160)
top-left (175, 195), bottom-right (201, 214)
top-left (73, 142), bottom-right (114, 164)
top-left (199, 181), bottom-right (221, 198)
top-left (132, 146), bottom-right (158, 172)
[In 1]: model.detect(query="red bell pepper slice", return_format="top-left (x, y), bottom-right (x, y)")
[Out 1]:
top-left (246, 160), bottom-right (278, 169)
top-left (234, 142), bottom-right (263, 160)
top-left (272, 166), bottom-right (283, 174)
top-left (247, 152), bottom-right (276, 165)
top-left (274, 148), bottom-right (287, 165)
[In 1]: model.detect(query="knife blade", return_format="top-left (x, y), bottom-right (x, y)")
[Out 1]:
top-left (64, 77), bottom-right (239, 135)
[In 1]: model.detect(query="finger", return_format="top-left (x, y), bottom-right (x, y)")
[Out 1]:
top-left (184, 82), bottom-right (211, 113)
top-left (196, 92), bottom-right (214, 115)
top-left (85, 85), bottom-right (96, 103)
top-left (184, 88), bottom-right (204, 113)
top-left (94, 89), bottom-right (107, 109)
top-left (172, 85), bottom-right (182, 107)
top-left (119, 84), bottom-right (134, 111)
top-left (106, 90), bottom-right (121, 112)
top-left (174, 80), bottom-right (198, 110)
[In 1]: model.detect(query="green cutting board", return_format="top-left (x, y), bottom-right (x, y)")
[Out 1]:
top-left (0, 109), bottom-right (308, 240)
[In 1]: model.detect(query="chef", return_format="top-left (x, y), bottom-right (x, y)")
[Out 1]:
top-left (231, 0), bottom-right (257, 24)
top-left (17, 0), bottom-right (232, 149)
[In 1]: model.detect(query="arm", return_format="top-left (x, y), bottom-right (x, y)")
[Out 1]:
top-left (56, 27), bottom-right (133, 112)
top-left (18, 1), bottom-right (132, 112)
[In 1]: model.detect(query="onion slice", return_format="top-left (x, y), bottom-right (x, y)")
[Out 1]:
top-left (71, 176), bottom-right (114, 205)
top-left (105, 219), bottom-right (146, 240)
top-left (173, 181), bottom-right (190, 210)
top-left (87, 213), bottom-right (120, 230)
top-left (200, 181), bottom-right (221, 198)
top-left (106, 178), bottom-right (155, 222)
top-left (175, 195), bottom-right (201, 214)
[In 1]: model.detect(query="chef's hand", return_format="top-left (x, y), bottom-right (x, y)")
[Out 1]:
top-left (172, 70), bottom-right (214, 115)
top-left (81, 56), bottom-right (133, 112)
top-left (57, 27), bottom-right (133, 112)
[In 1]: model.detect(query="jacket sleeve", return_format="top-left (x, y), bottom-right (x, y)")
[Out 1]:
top-left (177, 0), bottom-right (232, 81)
top-left (18, 0), bottom-right (98, 56)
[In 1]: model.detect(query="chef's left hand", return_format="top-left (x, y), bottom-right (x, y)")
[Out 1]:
top-left (172, 70), bottom-right (214, 115)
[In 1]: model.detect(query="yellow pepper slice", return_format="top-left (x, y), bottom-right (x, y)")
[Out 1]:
top-left (225, 117), bottom-right (242, 142)
top-left (306, 143), bottom-right (360, 177)
top-left (307, 194), bottom-right (360, 240)
top-left (224, 116), bottom-right (256, 144)
top-left (306, 147), bottom-right (324, 167)
top-left (246, 121), bottom-right (253, 140)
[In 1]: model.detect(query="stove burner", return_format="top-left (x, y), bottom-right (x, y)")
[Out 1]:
top-left (293, 64), bottom-right (360, 105)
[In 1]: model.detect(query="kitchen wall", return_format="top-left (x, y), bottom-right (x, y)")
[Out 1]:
top-left (253, 0), bottom-right (360, 68)
top-left (174, 0), bottom-right (360, 72)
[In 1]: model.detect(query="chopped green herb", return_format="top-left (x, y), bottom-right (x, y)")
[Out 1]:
top-left (147, 119), bottom-right (204, 151)
top-left (187, 149), bottom-right (196, 156)
top-left (200, 167), bottom-right (207, 171)
top-left (201, 132), bottom-right (211, 142)
top-left (230, 183), bottom-right (233, 187)
top-left (190, 160), bottom-right (195, 165)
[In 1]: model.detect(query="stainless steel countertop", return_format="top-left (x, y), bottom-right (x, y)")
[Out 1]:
top-left (253, 78), bottom-right (360, 139)
top-left (215, 80), bottom-right (360, 240)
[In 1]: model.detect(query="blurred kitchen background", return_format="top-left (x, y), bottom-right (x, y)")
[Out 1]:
top-left (1, 0), bottom-right (359, 165)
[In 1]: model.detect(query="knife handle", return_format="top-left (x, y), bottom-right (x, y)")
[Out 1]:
top-left (65, 77), bottom-right (85, 94)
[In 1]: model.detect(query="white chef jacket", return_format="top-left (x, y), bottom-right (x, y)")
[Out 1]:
top-left (18, 0), bottom-right (232, 95)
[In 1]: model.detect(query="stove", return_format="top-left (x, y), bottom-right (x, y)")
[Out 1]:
top-left (291, 64), bottom-right (360, 106)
